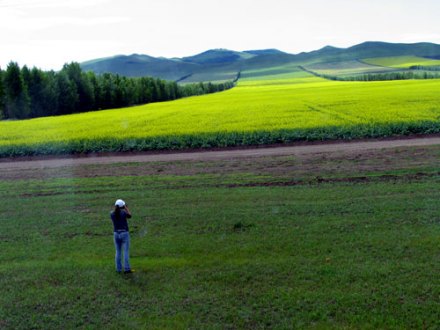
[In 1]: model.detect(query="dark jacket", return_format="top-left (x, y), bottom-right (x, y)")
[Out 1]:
top-left (110, 210), bottom-right (132, 232)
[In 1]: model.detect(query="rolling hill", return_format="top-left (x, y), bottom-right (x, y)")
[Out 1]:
top-left (81, 54), bottom-right (200, 81)
top-left (80, 41), bottom-right (440, 82)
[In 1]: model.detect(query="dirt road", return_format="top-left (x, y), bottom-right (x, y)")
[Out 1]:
top-left (1, 136), bottom-right (439, 170)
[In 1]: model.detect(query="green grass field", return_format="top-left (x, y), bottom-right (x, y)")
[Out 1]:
top-left (1, 68), bottom-right (440, 156)
top-left (304, 60), bottom-right (394, 76)
top-left (1, 145), bottom-right (439, 329)
top-left (362, 56), bottom-right (440, 68)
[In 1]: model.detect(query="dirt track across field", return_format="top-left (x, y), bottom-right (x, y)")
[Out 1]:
top-left (0, 136), bottom-right (440, 170)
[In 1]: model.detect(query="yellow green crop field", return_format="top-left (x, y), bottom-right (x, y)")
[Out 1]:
top-left (1, 70), bottom-right (440, 156)
top-left (362, 56), bottom-right (440, 68)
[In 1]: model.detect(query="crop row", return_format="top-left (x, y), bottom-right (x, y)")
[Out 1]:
top-left (1, 120), bottom-right (439, 157)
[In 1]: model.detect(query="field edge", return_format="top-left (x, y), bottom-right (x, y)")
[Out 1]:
top-left (1, 120), bottom-right (440, 158)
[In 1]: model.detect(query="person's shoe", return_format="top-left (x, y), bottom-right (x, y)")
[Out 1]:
top-left (124, 269), bottom-right (135, 274)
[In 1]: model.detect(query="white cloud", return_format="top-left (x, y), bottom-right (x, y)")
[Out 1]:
top-left (0, 0), bottom-right (128, 32)
top-left (1, 39), bottom-right (128, 70)
top-left (401, 33), bottom-right (440, 44)
top-left (0, 15), bottom-right (129, 31)
top-left (0, 0), bottom-right (110, 9)
top-left (1, 0), bottom-right (440, 70)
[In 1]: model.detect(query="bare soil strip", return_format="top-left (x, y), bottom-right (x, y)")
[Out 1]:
top-left (1, 136), bottom-right (439, 170)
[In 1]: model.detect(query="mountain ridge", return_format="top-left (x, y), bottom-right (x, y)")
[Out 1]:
top-left (80, 41), bottom-right (440, 82)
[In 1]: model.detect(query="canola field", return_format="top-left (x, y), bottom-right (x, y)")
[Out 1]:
top-left (1, 69), bottom-right (440, 156)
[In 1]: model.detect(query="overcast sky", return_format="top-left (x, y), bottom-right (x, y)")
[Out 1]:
top-left (1, 0), bottom-right (440, 70)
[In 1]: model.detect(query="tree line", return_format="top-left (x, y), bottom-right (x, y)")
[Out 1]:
top-left (409, 65), bottom-right (440, 71)
top-left (299, 66), bottom-right (440, 81)
top-left (299, 66), bottom-right (440, 82)
top-left (0, 62), bottom-right (234, 120)
top-left (325, 71), bottom-right (440, 81)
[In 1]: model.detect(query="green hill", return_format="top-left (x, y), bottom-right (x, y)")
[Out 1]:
top-left (80, 42), bottom-right (440, 83)
top-left (181, 49), bottom-right (254, 64)
top-left (362, 55), bottom-right (440, 68)
top-left (289, 42), bottom-right (440, 65)
top-left (345, 41), bottom-right (440, 59)
top-left (81, 49), bottom-right (295, 83)
top-left (81, 54), bottom-right (201, 81)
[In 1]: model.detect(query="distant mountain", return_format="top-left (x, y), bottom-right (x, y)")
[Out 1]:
top-left (80, 42), bottom-right (440, 82)
top-left (81, 54), bottom-right (199, 81)
top-left (244, 49), bottom-right (288, 56)
top-left (346, 41), bottom-right (440, 58)
top-left (300, 41), bottom-right (440, 63)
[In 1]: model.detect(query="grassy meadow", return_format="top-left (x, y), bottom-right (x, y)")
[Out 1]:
top-left (304, 60), bottom-right (394, 77)
top-left (1, 145), bottom-right (439, 329)
top-left (1, 68), bottom-right (440, 156)
top-left (362, 56), bottom-right (440, 68)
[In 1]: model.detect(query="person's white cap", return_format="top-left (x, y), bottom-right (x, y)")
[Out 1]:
top-left (115, 199), bottom-right (125, 207)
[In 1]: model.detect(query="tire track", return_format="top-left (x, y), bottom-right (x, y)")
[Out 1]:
top-left (0, 136), bottom-right (439, 170)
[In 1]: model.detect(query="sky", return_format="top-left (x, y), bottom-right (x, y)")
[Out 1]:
top-left (1, 0), bottom-right (440, 70)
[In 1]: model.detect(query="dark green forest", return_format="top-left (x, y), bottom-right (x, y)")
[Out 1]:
top-left (0, 62), bottom-right (234, 120)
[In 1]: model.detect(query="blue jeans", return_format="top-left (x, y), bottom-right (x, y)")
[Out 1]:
top-left (114, 231), bottom-right (130, 272)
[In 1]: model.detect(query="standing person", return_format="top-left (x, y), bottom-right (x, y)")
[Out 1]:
top-left (111, 199), bottom-right (133, 274)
